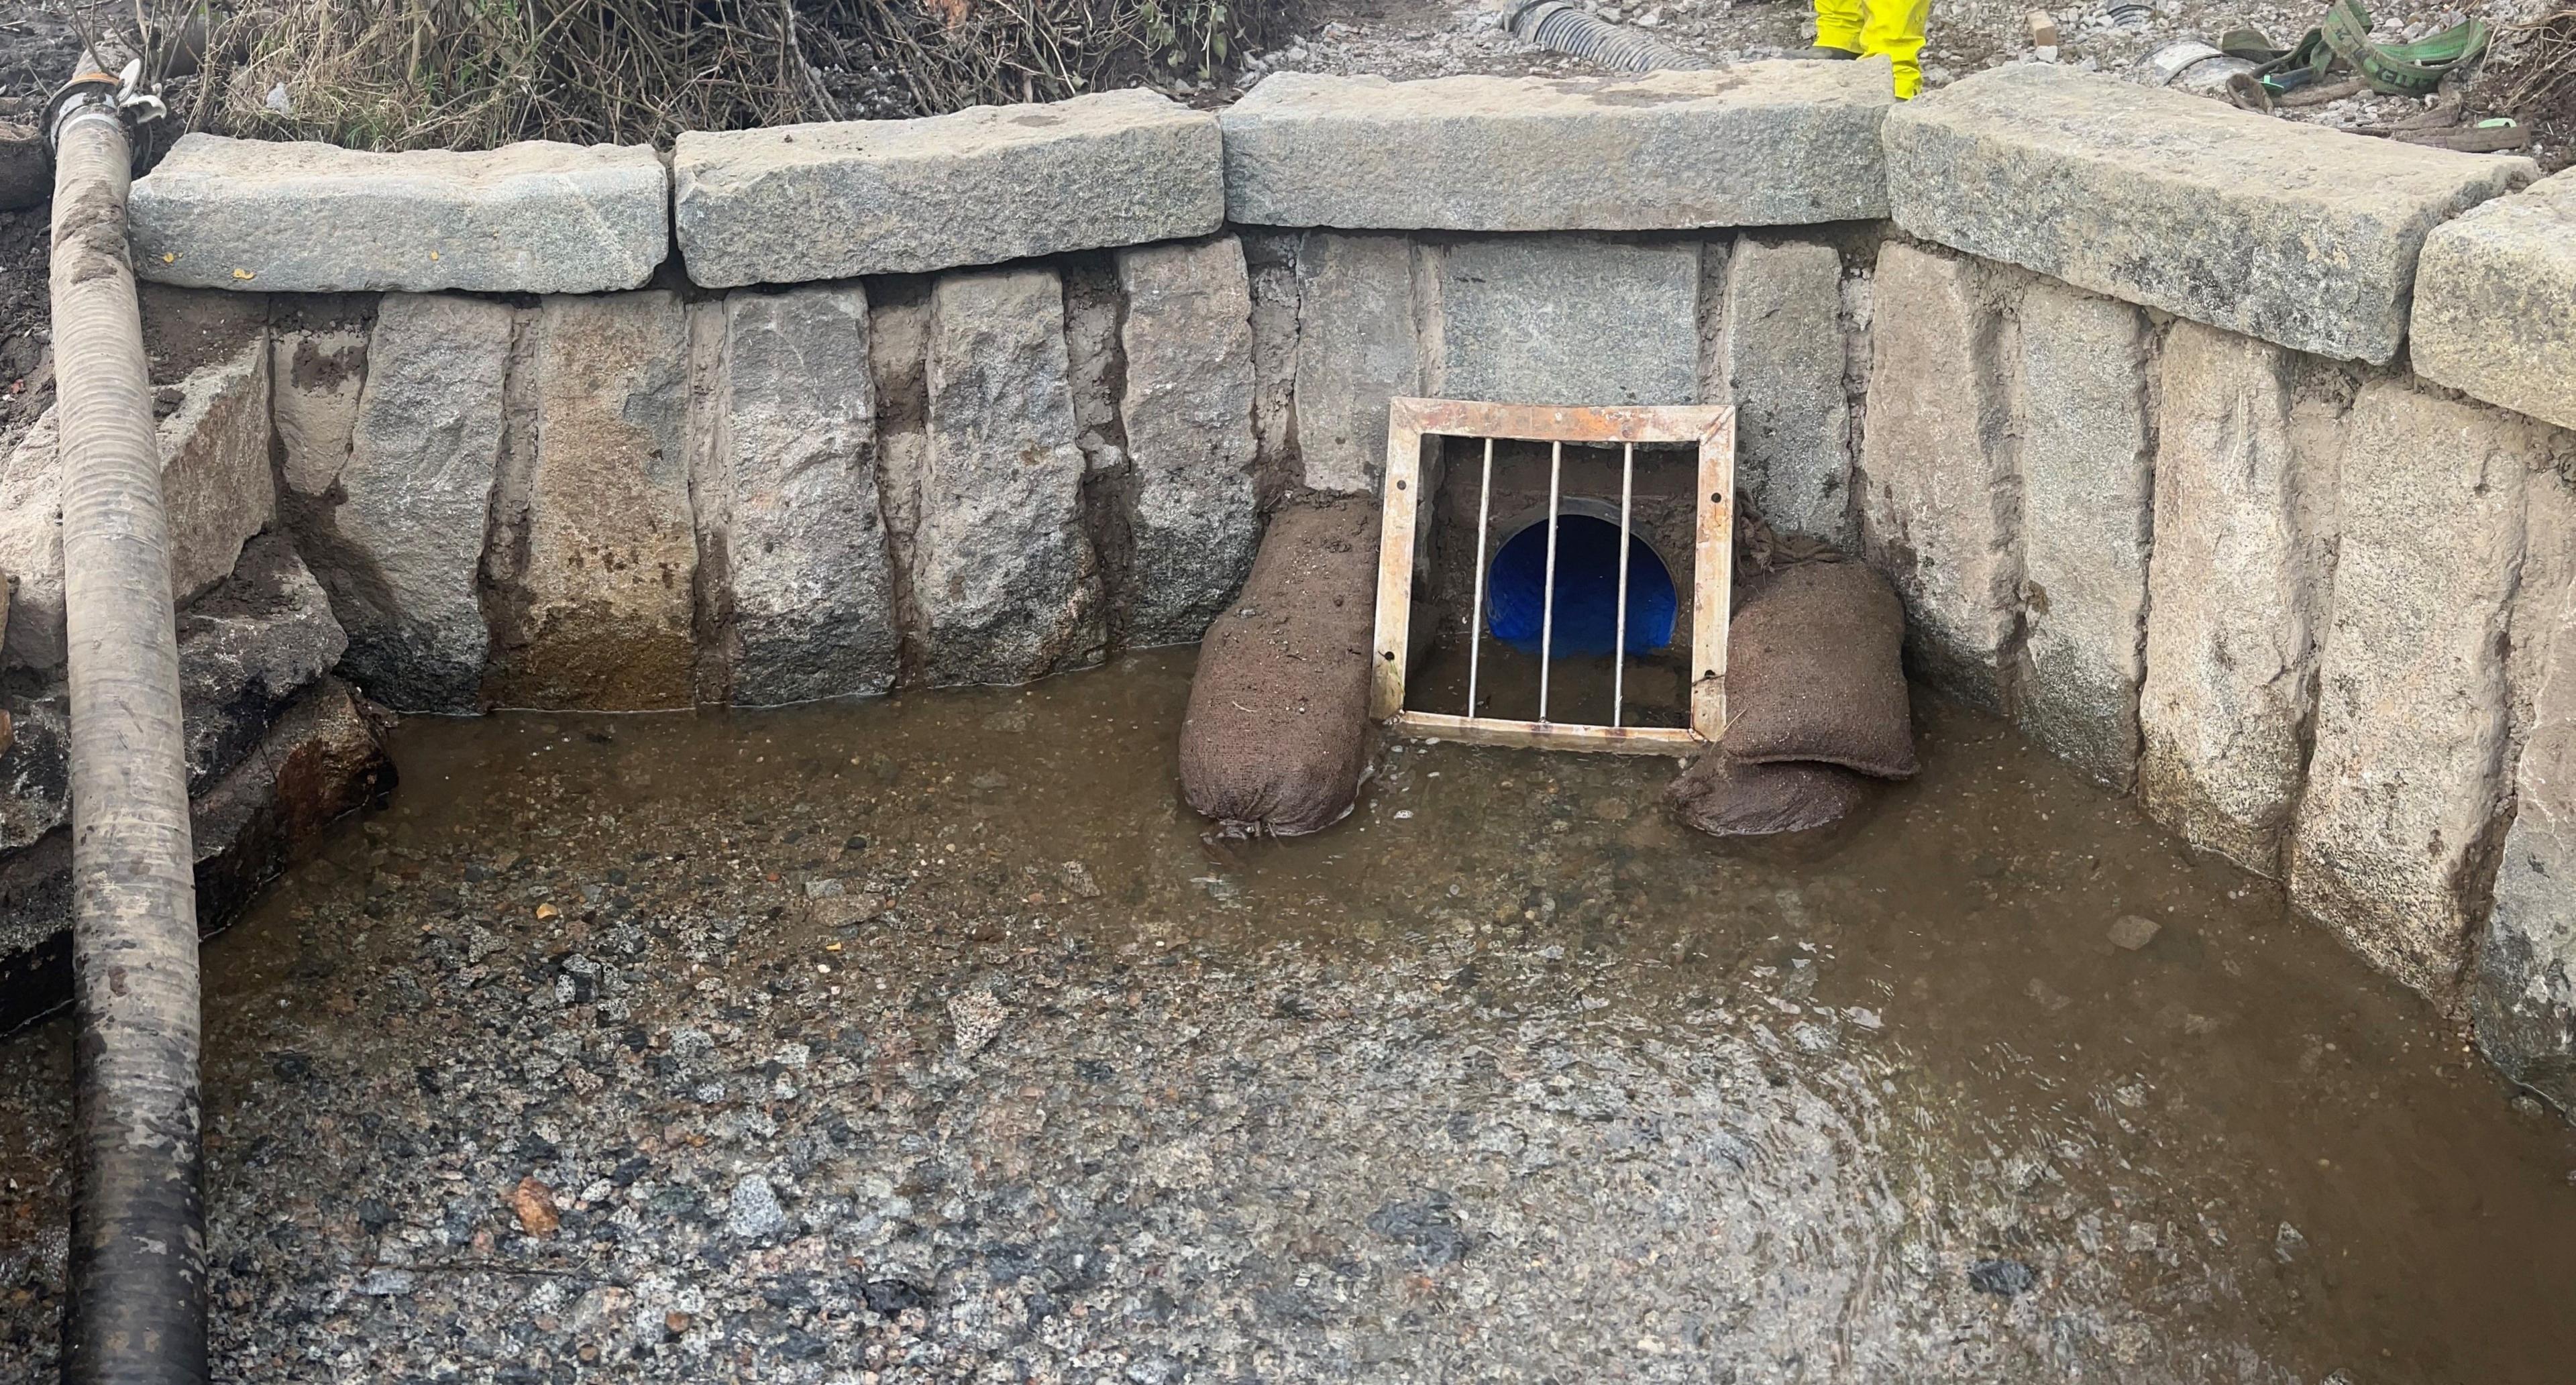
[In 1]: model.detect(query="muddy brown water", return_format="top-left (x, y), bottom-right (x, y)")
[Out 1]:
top-left (3, 649), bottom-right (2573, 1380)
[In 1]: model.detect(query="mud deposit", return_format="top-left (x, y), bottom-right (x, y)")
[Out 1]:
top-left (3, 650), bottom-right (2573, 1382)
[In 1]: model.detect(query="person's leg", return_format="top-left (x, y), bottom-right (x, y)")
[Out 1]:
top-left (1811, 0), bottom-right (1864, 56)
top-left (1858, 0), bottom-right (1932, 95)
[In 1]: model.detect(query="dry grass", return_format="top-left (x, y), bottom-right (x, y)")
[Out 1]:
top-left (2493, 5), bottom-right (2576, 125)
top-left (168, 0), bottom-right (1283, 152)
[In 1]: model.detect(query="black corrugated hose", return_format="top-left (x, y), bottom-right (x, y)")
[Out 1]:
top-left (1505, 0), bottom-right (1711, 71)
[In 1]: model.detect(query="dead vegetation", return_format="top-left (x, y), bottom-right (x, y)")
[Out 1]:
top-left (149, 0), bottom-right (1286, 152)
top-left (2492, 5), bottom-right (2576, 132)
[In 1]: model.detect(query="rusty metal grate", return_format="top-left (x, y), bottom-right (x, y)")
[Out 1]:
top-left (1370, 397), bottom-right (1736, 755)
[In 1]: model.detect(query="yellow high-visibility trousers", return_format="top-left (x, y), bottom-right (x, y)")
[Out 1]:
top-left (1814, 0), bottom-right (1931, 97)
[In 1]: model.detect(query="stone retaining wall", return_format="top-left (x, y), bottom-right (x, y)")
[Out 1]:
top-left (8, 63), bottom-right (2576, 1109)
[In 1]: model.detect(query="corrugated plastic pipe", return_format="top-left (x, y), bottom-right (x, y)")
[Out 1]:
top-left (48, 74), bottom-right (210, 1385)
top-left (1505, 0), bottom-right (1710, 71)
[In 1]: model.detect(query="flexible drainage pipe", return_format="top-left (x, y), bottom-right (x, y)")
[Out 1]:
top-left (48, 77), bottom-right (210, 1385)
top-left (1504, 0), bottom-right (1709, 72)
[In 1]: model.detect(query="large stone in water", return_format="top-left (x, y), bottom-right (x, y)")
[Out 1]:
top-left (311, 292), bottom-right (511, 712)
top-left (1722, 236), bottom-right (1854, 549)
top-left (2292, 380), bottom-right (2536, 999)
top-left (2015, 280), bottom-right (2153, 790)
top-left (1291, 232), bottom-right (1424, 496)
top-left (3, 536), bottom-right (345, 853)
top-left (1118, 237), bottom-right (1261, 648)
top-left (705, 284), bottom-right (899, 705)
top-left (1883, 64), bottom-right (2534, 364)
top-left (0, 676), bottom-right (390, 1034)
top-left (2137, 321), bottom-right (2340, 877)
top-left (488, 291), bottom-right (697, 710)
top-left (2413, 168), bottom-right (2576, 433)
top-left (1220, 64), bottom-right (1894, 231)
top-left (1434, 235), bottom-right (1703, 408)
top-left (1, 333), bottom-right (275, 673)
top-left (917, 268), bottom-right (1102, 685)
top-left (674, 91), bottom-right (1222, 287)
top-left (130, 133), bottom-right (667, 294)
top-left (2474, 471), bottom-right (2576, 1110)
top-left (1856, 243), bottom-right (2017, 710)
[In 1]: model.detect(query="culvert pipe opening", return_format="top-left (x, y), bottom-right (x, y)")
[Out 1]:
top-left (1486, 506), bottom-right (1678, 659)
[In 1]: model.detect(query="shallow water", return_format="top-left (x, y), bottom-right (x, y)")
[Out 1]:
top-left (1, 650), bottom-right (2571, 1382)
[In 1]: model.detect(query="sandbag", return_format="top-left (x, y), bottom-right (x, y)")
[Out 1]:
top-left (1721, 561), bottom-right (1917, 779)
top-left (1666, 751), bottom-right (1872, 837)
top-left (1178, 498), bottom-right (1381, 836)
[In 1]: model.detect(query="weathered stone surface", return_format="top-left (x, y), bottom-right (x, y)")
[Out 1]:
top-left (2414, 168), bottom-right (2576, 432)
top-left (1884, 64), bottom-right (2534, 363)
top-left (1723, 237), bottom-right (1853, 547)
top-left (174, 535), bottom-right (350, 796)
top-left (1118, 237), bottom-right (1261, 647)
top-left (1, 335), bottom-right (275, 673)
top-left (0, 676), bottom-right (389, 1034)
top-left (489, 292), bottom-right (696, 710)
top-left (4, 536), bottom-right (345, 853)
top-left (130, 133), bottom-right (667, 294)
top-left (271, 296), bottom-right (374, 500)
top-left (2014, 282), bottom-right (2153, 789)
top-left (917, 268), bottom-right (1100, 685)
top-left (675, 91), bottom-right (1222, 287)
top-left (0, 410), bottom-right (60, 671)
top-left (2137, 322), bottom-right (2341, 877)
top-left (309, 292), bottom-right (510, 712)
top-left (2292, 381), bottom-right (2534, 999)
top-left (1244, 234), bottom-right (1303, 502)
top-left (1292, 233), bottom-right (1422, 494)
top-left (1435, 235), bottom-right (1701, 408)
top-left (706, 285), bottom-right (898, 705)
top-left (1222, 64), bottom-right (1895, 231)
top-left (160, 337), bottom-right (278, 606)
top-left (2475, 472), bottom-right (2576, 1110)
top-left (1856, 243), bottom-right (2017, 710)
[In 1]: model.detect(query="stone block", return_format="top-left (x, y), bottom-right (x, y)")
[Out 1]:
top-left (130, 133), bottom-right (667, 294)
top-left (1, 335), bottom-right (275, 673)
top-left (917, 268), bottom-right (1101, 685)
top-left (706, 285), bottom-right (899, 705)
top-left (2137, 322), bottom-right (2340, 876)
top-left (488, 291), bottom-right (696, 710)
top-left (4, 536), bottom-right (345, 854)
top-left (2414, 168), bottom-right (2576, 432)
top-left (1222, 64), bottom-right (1894, 231)
top-left (675, 91), bottom-right (1222, 287)
top-left (1883, 64), bottom-right (2534, 363)
top-left (2014, 282), bottom-right (2153, 789)
top-left (2291, 380), bottom-right (2534, 998)
top-left (271, 296), bottom-right (374, 500)
top-left (1856, 243), bottom-right (2017, 710)
top-left (1292, 232), bottom-right (1423, 495)
top-left (309, 293), bottom-right (511, 712)
top-left (1435, 235), bottom-right (1702, 408)
top-left (2474, 472), bottom-right (2576, 1109)
top-left (1722, 236), bottom-right (1854, 547)
top-left (158, 337), bottom-right (278, 608)
top-left (1118, 237), bottom-right (1261, 647)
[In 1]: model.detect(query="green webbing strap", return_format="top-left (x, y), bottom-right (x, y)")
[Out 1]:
top-left (2222, 0), bottom-right (2491, 98)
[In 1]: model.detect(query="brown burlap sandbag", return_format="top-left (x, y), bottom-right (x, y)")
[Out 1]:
top-left (1667, 751), bottom-right (1872, 836)
top-left (1721, 561), bottom-right (1917, 779)
top-left (1178, 497), bottom-right (1381, 836)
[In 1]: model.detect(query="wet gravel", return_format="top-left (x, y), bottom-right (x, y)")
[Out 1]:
top-left (4, 651), bottom-right (2575, 1382)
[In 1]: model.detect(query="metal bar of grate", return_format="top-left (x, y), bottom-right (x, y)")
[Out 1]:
top-left (1613, 441), bottom-right (1633, 728)
top-left (1467, 438), bottom-right (1493, 719)
top-left (1538, 440), bottom-right (1562, 722)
